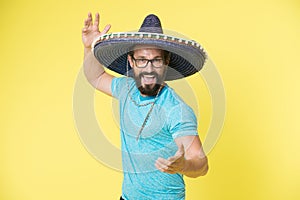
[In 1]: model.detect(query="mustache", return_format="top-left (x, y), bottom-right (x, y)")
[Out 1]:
top-left (138, 72), bottom-right (159, 78)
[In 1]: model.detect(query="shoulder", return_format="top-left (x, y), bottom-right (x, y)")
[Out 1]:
top-left (158, 86), bottom-right (195, 118)
top-left (161, 86), bottom-right (189, 108)
top-left (162, 87), bottom-right (198, 138)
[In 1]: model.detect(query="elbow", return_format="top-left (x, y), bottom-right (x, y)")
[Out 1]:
top-left (84, 70), bottom-right (105, 89)
top-left (199, 162), bottom-right (209, 176)
top-left (195, 156), bottom-right (209, 177)
top-left (185, 158), bottom-right (209, 178)
top-left (199, 156), bottom-right (209, 176)
top-left (193, 162), bottom-right (209, 178)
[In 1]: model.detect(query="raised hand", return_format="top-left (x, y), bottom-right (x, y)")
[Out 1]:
top-left (82, 12), bottom-right (111, 49)
top-left (155, 144), bottom-right (186, 174)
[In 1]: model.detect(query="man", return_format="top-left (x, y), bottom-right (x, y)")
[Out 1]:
top-left (82, 12), bottom-right (208, 200)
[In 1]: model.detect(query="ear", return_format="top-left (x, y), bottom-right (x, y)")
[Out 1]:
top-left (164, 52), bottom-right (171, 65)
top-left (127, 54), bottom-right (134, 68)
top-left (165, 58), bottom-right (170, 65)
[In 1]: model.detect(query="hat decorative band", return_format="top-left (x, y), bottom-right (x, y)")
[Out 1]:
top-left (92, 32), bottom-right (206, 53)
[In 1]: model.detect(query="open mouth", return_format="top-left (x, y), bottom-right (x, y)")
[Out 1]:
top-left (141, 74), bottom-right (157, 85)
top-left (135, 72), bottom-right (162, 96)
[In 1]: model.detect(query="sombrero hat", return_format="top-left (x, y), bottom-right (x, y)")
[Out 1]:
top-left (92, 14), bottom-right (207, 81)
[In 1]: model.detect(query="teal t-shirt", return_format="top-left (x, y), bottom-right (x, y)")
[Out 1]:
top-left (111, 77), bottom-right (198, 200)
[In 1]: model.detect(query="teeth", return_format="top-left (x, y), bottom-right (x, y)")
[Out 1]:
top-left (142, 75), bottom-right (156, 84)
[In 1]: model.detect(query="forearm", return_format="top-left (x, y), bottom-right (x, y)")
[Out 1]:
top-left (182, 156), bottom-right (208, 178)
top-left (83, 47), bottom-right (105, 86)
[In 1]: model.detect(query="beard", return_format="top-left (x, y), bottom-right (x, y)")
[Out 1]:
top-left (134, 71), bottom-right (166, 96)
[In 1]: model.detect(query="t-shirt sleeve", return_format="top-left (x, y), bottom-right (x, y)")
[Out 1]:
top-left (111, 77), bottom-right (127, 99)
top-left (168, 103), bottom-right (198, 139)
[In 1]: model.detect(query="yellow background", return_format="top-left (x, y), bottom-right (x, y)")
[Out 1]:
top-left (1, 0), bottom-right (300, 199)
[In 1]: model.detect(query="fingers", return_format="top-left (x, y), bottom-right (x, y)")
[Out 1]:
top-left (168, 144), bottom-right (184, 162)
top-left (155, 157), bottom-right (181, 172)
top-left (156, 157), bottom-right (172, 167)
top-left (84, 12), bottom-right (92, 28)
top-left (83, 12), bottom-right (110, 34)
top-left (83, 12), bottom-right (98, 29)
top-left (155, 157), bottom-right (175, 173)
top-left (168, 154), bottom-right (182, 162)
top-left (82, 12), bottom-right (92, 33)
top-left (155, 146), bottom-right (186, 174)
top-left (175, 144), bottom-right (185, 157)
top-left (101, 24), bottom-right (111, 35)
top-left (94, 13), bottom-right (99, 27)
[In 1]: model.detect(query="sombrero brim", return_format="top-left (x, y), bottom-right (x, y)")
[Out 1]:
top-left (92, 32), bottom-right (207, 81)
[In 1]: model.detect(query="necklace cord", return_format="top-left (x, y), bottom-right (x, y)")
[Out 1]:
top-left (125, 59), bottom-right (163, 141)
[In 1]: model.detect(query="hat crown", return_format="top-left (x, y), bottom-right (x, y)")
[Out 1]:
top-left (139, 14), bottom-right (163, 33)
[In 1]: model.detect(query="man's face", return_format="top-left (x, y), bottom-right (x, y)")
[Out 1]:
top-left (128, 45), bottom-right (169, 96)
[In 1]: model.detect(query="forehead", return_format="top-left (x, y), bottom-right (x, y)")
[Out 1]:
top-left (132, 45), bottom-right (164, 56)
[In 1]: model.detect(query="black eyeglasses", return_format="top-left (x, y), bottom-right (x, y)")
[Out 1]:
top-left (132, 57), bottom-right (164, 68)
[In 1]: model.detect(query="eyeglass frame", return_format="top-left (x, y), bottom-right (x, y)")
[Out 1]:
top-left (131, 56), bottom-right (166, 68)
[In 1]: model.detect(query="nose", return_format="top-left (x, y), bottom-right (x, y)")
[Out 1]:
top-left (143, 61), bottom-right (154, 73)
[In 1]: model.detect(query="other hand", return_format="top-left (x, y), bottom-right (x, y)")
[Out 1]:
top-left (155, 144), bottom-right (186, 174)
top-left (82, 12), bottom-right (111, 49)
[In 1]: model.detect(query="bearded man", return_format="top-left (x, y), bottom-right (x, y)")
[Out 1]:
top-left (82, 12), bottom-right (208, 200)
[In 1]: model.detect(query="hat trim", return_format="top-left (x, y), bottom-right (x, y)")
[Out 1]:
top-left (92, 32), bottom-right (207, 57)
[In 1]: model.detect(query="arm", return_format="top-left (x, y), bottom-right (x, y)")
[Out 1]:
top-left (155, 135), bottom-right (208, 178)
top-left (82, 12), bottom-right (114, 96)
